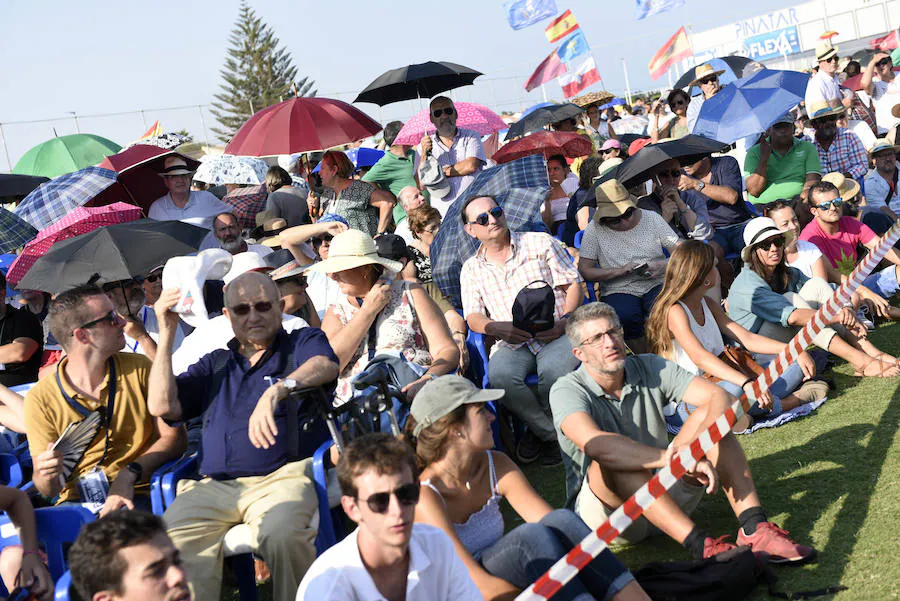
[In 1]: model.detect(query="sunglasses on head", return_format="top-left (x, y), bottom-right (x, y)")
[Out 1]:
top-left (228, 301), bottom-right (274, 316)
top-left (599, 206), bottom-right (636, 226)
top-left (358, 482), bottom-right (420, 513)
top-left (814, 197), bottom-right (844, 211)
top-left (753, 236), bottom-right (786, 252)
top-left (77, 310), bottom-right (120, 331)
top-left (432, 107), bottom-right (455, 118)
top-left (469, 206), bottom-right (504, 226)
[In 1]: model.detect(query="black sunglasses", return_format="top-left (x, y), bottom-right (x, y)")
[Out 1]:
top-left (77, 310), bottom-right (119, 331)
top-left (145, 274), bottom-right (161, 284)
top-left (698, 76), bottom-right (718, 85)
top-left (358, 482), bottom-right (420, 513)
top-left (658, 169), bottom-right (683, 178)
top-left (432, 107), bottom-right (455, 118)
top-left (312, 234), bottom-right (333, 246)
top-left (101, 279), bottom-right (141, 293)
top-left (469, 206), bottom-right (504, 226)
top-left (276, 275), bottom-right (307, 287)
top-left (600, 206), bottom-right (636, 226)
top-left (753, 236), bottom-right (786, 252)
top-left (877, 58), bottom-right (893, 68)
top-left (824, 55), bottom-right (840, 63)
top-left (228, 301), bottom-right (274, 316)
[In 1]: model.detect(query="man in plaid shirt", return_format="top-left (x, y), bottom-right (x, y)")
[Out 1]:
top-left (806, 106), bottom-right (868, 181)
top-left (460, 194), bottom-right (583, 466)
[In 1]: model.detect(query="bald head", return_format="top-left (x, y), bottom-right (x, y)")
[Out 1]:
top-left (398, 186), bottom-right (425, 212)
top-left (225, 271), bottom-right (280, 307)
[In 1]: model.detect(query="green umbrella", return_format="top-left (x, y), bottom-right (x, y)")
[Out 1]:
top-left (13, 134), bottom-right (122, 179)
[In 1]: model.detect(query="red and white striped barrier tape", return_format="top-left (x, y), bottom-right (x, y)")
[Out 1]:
top-left (517, 220), bottom-right (900, 601)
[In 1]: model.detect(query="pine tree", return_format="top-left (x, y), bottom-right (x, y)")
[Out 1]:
top-left (210, 2), bottom-right (316, 142)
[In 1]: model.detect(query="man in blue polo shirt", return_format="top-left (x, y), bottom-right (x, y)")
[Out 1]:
top-left (148, 271), bottom-right (339, 601)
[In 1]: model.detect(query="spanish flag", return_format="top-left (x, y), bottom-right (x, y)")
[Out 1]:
top-left (545, 10), bottom-right (579, 43)
top-left (648, 26), bottom-right (693, 80)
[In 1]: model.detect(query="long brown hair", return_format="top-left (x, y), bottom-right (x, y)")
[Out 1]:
top-left (645, 240), bottom-right (716, 359)
top-left (404, 405), bottom-right (468, 471)
top-left (747, 241), bottom-right (791, 293)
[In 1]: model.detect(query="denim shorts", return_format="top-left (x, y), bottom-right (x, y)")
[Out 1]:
top-left (863, 266), bottom-right (899, 299)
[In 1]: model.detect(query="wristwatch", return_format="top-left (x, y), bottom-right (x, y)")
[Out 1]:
top-left (282, 378), bottom-right (298, 391)
top-left (696, 181), bottom-right (706, 192)
top-left (125, 462), bottom-right (143, 483)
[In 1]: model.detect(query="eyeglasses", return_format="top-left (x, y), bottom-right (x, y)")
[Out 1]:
top-left (358, 482), bottom-right (420, 513)
top-left (698, 76), bottom-right (718, 85)
top-left (876, 58), bottom-right (893, 68)
top-left (599, 207), bottom-right (636, 226)
top-left (814, 197), bottom-right (844, 211)
top-left (753, 236), bottom-right (786, 252)
top-left (312, 234), bottom-right (333, 246)
top-left (579, 326), bottom-right (623, 347)
top-left (432, 107), bottom-right (455, 118)
top-left (227, 301), bottom-right (274, 316)
top-left (77, 310), bottom-right (120, 331)
top-left (657, 169), bottom-right (683, 178)
top-left (145, 274), bottom-right (161, 284)
top-left (469, 206), bottom-right (504, 226)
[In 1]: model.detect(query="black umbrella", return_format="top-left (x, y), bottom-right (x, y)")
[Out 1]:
top-left (505, 103), bottom-right (585, 141)
top-left (18, 219), bottom-right (209, 294)
top-left (674, 56), bottom-right (764, 90)
top-left (595, 135), bottom-right (730, 189)
top-left (0, 174), bottom-right (49, 199)
top-left (354, 61), bottom-right (482, 106)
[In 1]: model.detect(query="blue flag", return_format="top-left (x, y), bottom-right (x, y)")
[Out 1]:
top-left (635, 0), bottom-right (686, 20)
top-left (556, 30), bottom-right (590, 63)
top-left (504, 0), bottom-right (558, 30)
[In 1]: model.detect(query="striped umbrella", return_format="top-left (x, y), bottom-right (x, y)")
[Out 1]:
top-left (0, 207), bottom-right (38, 254)
top-left (14, 167), bottom-right (120, 231)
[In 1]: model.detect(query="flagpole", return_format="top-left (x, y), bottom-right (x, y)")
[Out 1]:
top-left (622, 58), bottom-right (633, 105)
top-left (541, 83), bottom-right (548, 103)
top-left (667, 69), bottom-right (674, 89)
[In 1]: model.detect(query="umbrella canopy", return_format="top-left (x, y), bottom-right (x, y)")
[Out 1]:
top-left (13, 134), bottom-right (121, 179)
top-left (17, 219), bottom-right (209, 294)
top-left (15, 167), bottom-right (121, 231)
top-left (598, 98), bottom-right (626, 110)
top-left (597, 135), bottom-right (730, 189)
top-left (610, 115), bottom-right (649, 136)
top-left (354, 61), bottom-right (482, 106)
top-left (505, 103), bottom-right (584, 140)
top-left (674, 56), bottom-right (765, 93)
top-left (693, 69), bottom-right (810, 144)
top-left (194, 155), bottom-right (269, 185)
top-left (345, 147), bottom-right (385, 169)
top-left (0, 208), bottom-right (38, 254)
top-left (492, 131), bottom-right (592, 164)
top-left (393, 102), bottom-right (507, 146)
top-left (431, 154), bottom-right (550, 307)
top-left (92, 145), bottom-right (199, 212)
top-left (224, 97), bottom-right (382, 156)
top-left (6, 203), bottom-right (142, 286)
top-left (125, 132), bottom-right (190, 150)
top-left (221, 184), bottom-right (268, 229)
top-left (520, 101), bottom-right (557, 118)
top-left (0, 174), bottom-right (49, 199)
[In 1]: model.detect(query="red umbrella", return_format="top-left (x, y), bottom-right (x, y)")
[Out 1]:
top-left (224, 97), bottom-right (382, 156)
top-left (222, 184), bottom-right (268, 229)
top-left (7, 202), bottom-right (142, 286)
top-left (89, 145), bottom-right (201, 212)
top-left (492, 131), bottom-right (593, 165)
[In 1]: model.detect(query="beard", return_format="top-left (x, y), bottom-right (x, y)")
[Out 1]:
top-left (220, 237), bottom-right (244, 253)
top-left (435, 121), bottom-right (457, 138)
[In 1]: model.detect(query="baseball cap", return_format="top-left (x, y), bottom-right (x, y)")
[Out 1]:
top-left (409, 375), bottom-right (505, 436)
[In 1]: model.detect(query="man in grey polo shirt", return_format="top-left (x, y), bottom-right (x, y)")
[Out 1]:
top-left (549, 302), bottom-right (816, 564)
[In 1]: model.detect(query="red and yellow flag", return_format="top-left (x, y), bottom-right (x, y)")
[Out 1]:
top-left (545, 10), bottom-right (579, 43)
top-left (138, 120), bottom-right (162, 141)
top-left (648, 26), bottom-right (693, 81)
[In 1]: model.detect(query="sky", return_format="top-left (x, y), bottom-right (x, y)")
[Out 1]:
top-left (0, 0), bottom-right (794, 171)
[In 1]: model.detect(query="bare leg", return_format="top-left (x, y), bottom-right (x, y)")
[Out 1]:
top-left (613, 580), bottom-right (654, 601)
top-left (703, 433), bottom-right (762, 517)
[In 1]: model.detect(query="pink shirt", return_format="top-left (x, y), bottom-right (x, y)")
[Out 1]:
top-left (799, 216), bottom-right (875, 268)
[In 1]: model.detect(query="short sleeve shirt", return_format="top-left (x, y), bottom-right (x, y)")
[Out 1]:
top-left (0, 304), bottom-right (43, 387)
top-left (361, 149), bottom-right (418, 223)
top-left (693, 156), bottom-right (749, 228)
top-left (864, 168), bottom-right (900, 214)
top-left (415, 128), bottom-right (486, 215)
top-left (550, 357), bottom-right (696, 503)
top-left (147, 190), bottom-right (231, 230)
top-left (805, 71), bottom-right (844, 110)
top-left (799, 216), bottom-right (876, 268)
top-left (743, 138), bottom-right (822, 205)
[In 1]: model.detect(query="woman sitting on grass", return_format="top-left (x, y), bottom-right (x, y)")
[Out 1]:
top-left (408, 375), bottom-right (650, 601)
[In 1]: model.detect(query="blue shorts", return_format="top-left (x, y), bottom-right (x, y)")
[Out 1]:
top-left (863, 266), bottom-right (899, 299)
top-left (711, 221), bottom-right (750, 258)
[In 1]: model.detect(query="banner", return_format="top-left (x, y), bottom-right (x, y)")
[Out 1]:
top-left (559, 56), bottom-right (602, 97)
top-left (635, 0), bottom-right (686, 20)
top-left (871, 30), bottom-right (900, 52)
top-left (545, 9), bottom-right (579, 43)
top-left (504, 0), bottom-right (558, 30)
top-left (525, 50), bottom-right (568, 92)
top-left (556, 30), bottom-right (590, 63)
top-left (648, 26), bottom-right (693, 80)
top-left (742, 26), bottom-right (800, 61)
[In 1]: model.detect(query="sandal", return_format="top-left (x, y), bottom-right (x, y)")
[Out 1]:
top-left (855, 359), bottom-right (900, 378)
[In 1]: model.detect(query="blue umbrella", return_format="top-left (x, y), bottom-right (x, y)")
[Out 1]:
top-left (677, 56), bottom-right (764, 96)
top-left (345, 147), bottom-right (385, 169)
top-left (520, 101), bottom-right (556, 119)
top-left (431, 154), bottom-right (549, 307)
top-left (0, 208), bottom-right (38, 254)
top-left (693, 69), bottom-right (810, 144)
top-left (598, 98), bottom-right (626, 110)
top-left (15, 166), bottom-right (119, 231)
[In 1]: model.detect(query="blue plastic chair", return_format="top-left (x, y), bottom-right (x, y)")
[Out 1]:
top-left (311, 441), bottom-right (346, 554)
top-left (54, 570), bottom-right (72, 601)
top-left (0, 453), bottom-right (23, 488)
top-left (573, 230), bottom-right (584, 249)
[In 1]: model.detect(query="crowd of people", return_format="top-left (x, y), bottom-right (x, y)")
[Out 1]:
top-left (1, 39), bottom-right (900, 601)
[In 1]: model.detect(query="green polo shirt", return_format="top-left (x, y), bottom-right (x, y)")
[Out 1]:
top-left (743, 137), bottom-right (821, 205)
top-left (549, 355), bottom-right (695, 505)
top-left (362, 148), bottom-right (418, 223)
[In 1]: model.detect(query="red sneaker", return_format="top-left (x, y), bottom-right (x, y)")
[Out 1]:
top-left (736, 522), bottom-right (817, 564)
top-left (702, 535), bottom-right (737, 559)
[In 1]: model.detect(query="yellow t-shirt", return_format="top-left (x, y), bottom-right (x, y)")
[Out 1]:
top-left (24, 353), bottom-right (159, 503)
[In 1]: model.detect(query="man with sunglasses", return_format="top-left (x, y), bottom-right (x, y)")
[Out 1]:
top-left (417, 97), bottom-right (485, 217)
top-left (804, 42), bottom-right (852, 114)
top-left (149, 270), bottom-right (339, 601)
top-left (460, 195), bottom-right (582, 466)
top-left (638, 159), bottom-right (713, 243)
top-left (860, 52), bottom-right (900, 135)
top-left (24, 285), bottom-right (186, 514)
top-left (685, 63), bottom-right (724, 132)
top-left (297, 433), bottom-right (481, 601)
top-left (806, 105), bottom-right (868, 182)
top-left (745, 112), bottom-right (822, 208)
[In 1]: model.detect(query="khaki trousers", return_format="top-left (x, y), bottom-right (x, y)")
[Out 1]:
top-left (164, 459), bottom-right (318, 601)
top-left (757, 278), bottom-right (841, 351)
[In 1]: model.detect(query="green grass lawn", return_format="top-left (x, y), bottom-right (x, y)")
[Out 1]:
top-left (230, 321), bottom-right (900, 601)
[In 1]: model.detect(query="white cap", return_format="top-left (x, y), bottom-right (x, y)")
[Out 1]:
top-left (223, 252), bottom-right (272, 285)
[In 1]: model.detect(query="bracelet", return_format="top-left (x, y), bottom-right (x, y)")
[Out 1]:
top-left (741, 378), bottom-right (755, 390)
top-left (22, 549), bottom-right (42, 558)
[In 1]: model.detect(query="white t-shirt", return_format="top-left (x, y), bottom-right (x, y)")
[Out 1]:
top-left (787, 240), bottom-right (824, 279)
top-left (147, 191), bottom-right (231, 230)
top-left (296, 524), bottom-right (481, 601)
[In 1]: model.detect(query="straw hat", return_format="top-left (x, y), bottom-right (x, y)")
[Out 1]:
top-left (869, 137), bottom-right (900, 155)
top-left (821, 172), bottom-right (860, 200)
top-left (571, 91), bottom-right (614, 108)
top-left (815, 41), bottom-right (838, 62)
top-left (158, 155), bottom-right (196, 176)
top-left (688, 63), bottom-right (726, 88)
top-left (808, 104), bottom-right (844, 121)
top-left (740, 217), bottom-right (794, 263)
top-left (305, 229), bottom-right (403, 274)
top-left (594, 179), bottom-right (637, 220)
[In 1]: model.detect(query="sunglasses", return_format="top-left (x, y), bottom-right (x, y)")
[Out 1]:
top-left (228, 301), bottom-right (274, 316)
top-left (753, 236), bottom-right (786, 252)
top-left (672, 99), bottom-right (687, 106)
top-left (602, 147), bottom-right (618, 154)
top-left (77, 310), bottom-right (120, 331)
top-left (469, 206), bottom-right (504, 226)
top-left (698, 76), bottom-right (718, 85)
top-left (432, 107), bottom-right (455, 118)
top-left (101, 279), bottom-right (142, 293)
top-left (599, 206), bottom-right (636, 226)
top-left (824, 55), bottom-right (840, 63)
top-left (657, 169), bottom-right (683, 178)
top-left (876, 58), bottom-right (893, 68)
top-left (814, 115), bottom-right (838, 124)
top-left (312, 234), bottom-right (334, 246)
top-left (276, 275), bottom-right (307, 287)
top-left (145, 274), bottom-right (161, 284)
top-left (358, 482), bottom-right (420, 513)
top-left (814, 197), bottom-right (844, 210)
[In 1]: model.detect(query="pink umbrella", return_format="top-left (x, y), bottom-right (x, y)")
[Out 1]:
top-left (7, 202), bottom-right (142, 286)
top-left (393, 102), bottom-right (507, 146)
